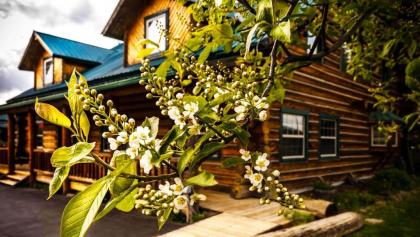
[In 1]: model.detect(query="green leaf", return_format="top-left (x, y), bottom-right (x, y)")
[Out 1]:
top-left (191, 142), bottom-right (224, 169)
top-left (48, 166), bottom-right (70, 199)
top-left (138, 47), bottom-right (156, 59)
top-left (220, 123), bottom-right (250, 145)
top-left (245, 21), bottom-right (267, 57)
top-left (171, 60), bottom-right (184, 79)
top-left (60, 162), bottom-right (128, 237)
top-left (381, 39), bottom-right (397, 57)
top-left (137, 38), bottom-right (160, 48)
top-left (236, 15), bottom-right (256, 32)
top-left (50, 142), bottom-right (96, 168)
top-left (183, 95), bottom-right (207, 109)
top-left (79, 111), bottom-right (90, 140)
top-left (94, 183), bottom-right (138, 222)
top-left (156, 60), bottom-right (171, 79)
top-left (109, 152), bottom-right (137, 209)
top-left (177, 147), bottom-right (195, 175)
top-left (208, 92), bottom-right (233, 107)
top-left (222, 157), bottom-right (245, 168)
top-left (61, 176), bottom-right (113, 237)
top-left (270, 20), bottom-right (291, 43)
top-left (158, 208), bottom-right (173, 230)
top-left (185, 171), bottom-right (218, 187)
top-left (159, 125), bottom-right (180, 155)
top-left (198, 44), bottom-right (213, 64)
top-left (256, 0), bottom-right (274, 23)
top-left (115, 182), bottom-right (138, 212)
top-left (35, 98), bottom-right (71, 128)
top-left (196, 108), bottom-right (220, 124)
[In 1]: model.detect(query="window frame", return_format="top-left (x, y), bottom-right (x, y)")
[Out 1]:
top-left (319, 114), bottom-right (340, 160)
top-left (144, 9), bottom-right (170, 56)
top-left (306, 30), bottom-right (324, 64)
top-left (370, 126), bottom-right (398, 147)
top-left (280, 108), bottom-right (309, 162)
top-left (43, 57), bottom-right (54, 86)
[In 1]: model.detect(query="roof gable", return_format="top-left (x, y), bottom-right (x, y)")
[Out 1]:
top-left (102, 0), bottom-right (150, 40)
top-left (18, 31), bottom-right (112, 71)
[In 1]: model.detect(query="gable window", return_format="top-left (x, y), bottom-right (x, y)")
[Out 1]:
top-left (281, 109), bottom-right (308, 160)
top-left (319, 115), bottom-right (339, 159)
top-left (371, 126), bottom-right (398, 147)
top-left (145, 10), bottom-right (169, 53)
top-left (43, 57), bottom-right (53, 86)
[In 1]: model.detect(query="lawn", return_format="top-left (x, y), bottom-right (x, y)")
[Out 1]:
top-left (349, 187), bottom-right (420, 237)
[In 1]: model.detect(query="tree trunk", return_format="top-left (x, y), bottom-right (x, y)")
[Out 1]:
top-left (257, 212), bottom-right (363, 237)
top-left (304, 199), bottom-right (338, 218)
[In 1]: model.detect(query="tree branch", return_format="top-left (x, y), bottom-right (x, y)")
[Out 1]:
top-left (308, 3), bottom-right (329, 57)
top-left (238, 0), bottom-right (256, 15)
top-left (284, 10), bottom-right (372, 64)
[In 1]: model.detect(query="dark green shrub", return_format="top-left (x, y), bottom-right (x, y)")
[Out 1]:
top-left (334, 191), bottom-right (376, 211)
top-left (368, 168), bottom-right (413, 195)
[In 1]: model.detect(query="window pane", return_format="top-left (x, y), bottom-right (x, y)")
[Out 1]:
top-left (320, 118), bottom-right (337, 156)
top-left (44, 59), bottom-right (53, 85)
top-left (283, 138), bottom-right (304, 157)
top-left (36, 120), bottom-right (44, 148)
top-left (145, 13), bottom-right (167, 52)
top-left (320, 139), bottom-right (335, 155)
top-left (282, 114), bottom-right (304, 135)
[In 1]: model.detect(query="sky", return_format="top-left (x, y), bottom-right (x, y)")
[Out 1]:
top-left (0, 0), bottom-right (120, 105)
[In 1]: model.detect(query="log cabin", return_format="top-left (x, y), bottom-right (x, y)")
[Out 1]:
top-left (0, 0), bottom-right (401, 195)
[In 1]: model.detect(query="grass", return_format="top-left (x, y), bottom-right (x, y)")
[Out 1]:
top-left (348, 188), bottom-right (420, 237)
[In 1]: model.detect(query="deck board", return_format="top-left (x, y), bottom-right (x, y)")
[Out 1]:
top-left (160, 190), bottom-right (291, 236)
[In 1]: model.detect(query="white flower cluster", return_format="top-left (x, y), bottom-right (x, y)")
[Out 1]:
top-left (107, 124), bottom-right (161, 174)
top-left (167, 100), bottom-right (200, 131)
top-left (239, 149), bottom-right (304, 212)
top-left (135, 179), bottom-right (207, 217)
top-left (234, 95), bottom-right (269, 122)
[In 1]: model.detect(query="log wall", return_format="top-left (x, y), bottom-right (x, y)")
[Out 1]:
top-left (125, 0), bottom-right (189, 65)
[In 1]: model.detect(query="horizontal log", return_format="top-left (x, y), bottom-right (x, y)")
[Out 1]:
top-left (304, 199), bottom-right (338, 218)
top-left (257, 212), bottom-right (363, 237)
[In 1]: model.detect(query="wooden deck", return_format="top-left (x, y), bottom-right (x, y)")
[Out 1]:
top-left (160, 190), bottom-right (291, 237)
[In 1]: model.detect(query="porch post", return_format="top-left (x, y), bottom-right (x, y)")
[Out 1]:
top-left (61, 107), bottom-right (71, 194)
top-left (7, 113), bottom-right (15, 174)
top-left (27, 110), bottom-right (36, 186)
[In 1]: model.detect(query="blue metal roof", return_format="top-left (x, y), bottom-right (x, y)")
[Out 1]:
top-left (36, 32), bottom-right (111, 64)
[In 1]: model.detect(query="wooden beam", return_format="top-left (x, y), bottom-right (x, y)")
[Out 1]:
top-left (7, 113), bottom-right (15, 174)
top-left (257, 212), bottom-right (363, 237)
top-left (27, 111), bottom-right (35, 186)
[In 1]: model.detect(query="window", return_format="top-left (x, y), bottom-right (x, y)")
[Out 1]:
top-left (319, 115), bottom-right (339, 159)
top-left (371, 126), bottom-right (398, 147)
top-left (43, 58), bottom-right (53, 86)
top-left (281, 110), bottom-right (308, 160)
top-left (35, 119), bottom-right (44, 148)
top-left (145, 10), bottom-right (169, 53)
top-left (0, 116), bottom-right (7, 147)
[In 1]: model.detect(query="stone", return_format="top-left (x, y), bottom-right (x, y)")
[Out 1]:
top-left (365, 218), bottom-right (384, 225)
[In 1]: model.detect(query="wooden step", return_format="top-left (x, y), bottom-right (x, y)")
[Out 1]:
top-left (0, 178), bottom-right (19, 186)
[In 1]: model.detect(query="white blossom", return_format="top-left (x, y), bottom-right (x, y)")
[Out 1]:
top-left (259, 110), bottom-right (268, 121)
top-left (140, 150), bottom-right (153, 174)
top-left (244, 165), bottom-right (252, 179)
top-left (236, 113), bottom-right (246, 121)
top-left (239, 149), bottom-right (251, 161)
top-left (254, 153), bottom-right (270, 172)
top-left (190, 193), bottom-right (207, 206)
top-left (168, 106), bottom-right (186, 128)
top-left (215, 0), bottom-right (222, 7)
top-left (126, 147), bottom-right (138, 159)
top-left (159, 181), bottom-right (173, 196)
top-left (136, 126), bottom-right (152, 145)
top-left (117, 131), bottom-right (128, 144)
top-left (183, 102), bottom-right (199, 119)
top-left (108, 138), bottom-right (119, 150)
top-left (171, 178), bottom-right (186, 195)
top-left (176, 93), bottom-right (184, 100)
top-left (272, 170), bottom-right (281, 177)
top-left (173, 195), bottom-right (188, 211)
top-left (234, 105), bottom-right (247, 114)
top-left (249, 173), bottom-right (264, 188)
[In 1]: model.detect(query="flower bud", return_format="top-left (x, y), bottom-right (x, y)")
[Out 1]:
top-left (106, 100), bottom-right (113, 107)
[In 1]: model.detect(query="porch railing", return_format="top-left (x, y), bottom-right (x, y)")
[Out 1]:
top-left (32, 150), bottom-right (173, 187)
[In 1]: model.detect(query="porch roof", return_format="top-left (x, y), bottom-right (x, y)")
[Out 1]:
top-left (0, 44), bottom-right (166, 112)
